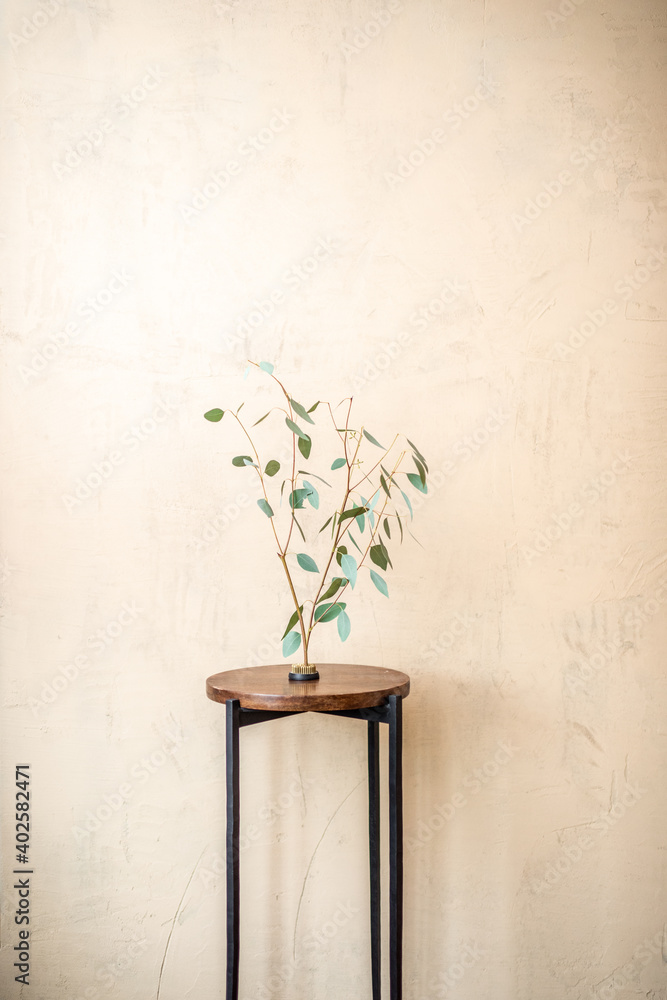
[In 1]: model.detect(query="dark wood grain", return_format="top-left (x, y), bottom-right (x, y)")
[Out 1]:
top-left (206, 663), bottom-right (410, 712)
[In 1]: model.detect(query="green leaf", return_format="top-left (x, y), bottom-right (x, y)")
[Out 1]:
top-left (290, 399), bottom-right (315, 425)
top-left (337, 610), bottom-right (351, 642)
top-left (285, 417), bottom-right (308, 440)
top-left (339, 505), bottom-right (368, 523)
top-left (381, 539), bottom-right (393, 568)
top-left (257, 498), bottom-right (274, 517)
top-left (317, 577), bottom-right (344, 603)
top-left (298, 434), bottom-right (312, 460)
top-left (289, 488), bottom-right (310, 509)
top-left (319, 515), bottom-right (334, 534)
top-left (298, 470), bottom-right (331, 487)
top-left (232, 455), bottom-right (254, 467)
top-left (407, 472), bottom-right (428, 494)
top-left (362, 428), bottom-right (385, 448)
top-left (265, 460), bottom-right (280, 477)
top-left (340, 553), bottom-right (357, 588)
top-left (370, 570), bottom-right (389, 598)
top-left (307, 401), bottom-right (320, 413)
top-left (259, 361), bottom-right (274, 375)
top-left (380, 473), bottom-right (390, 497)
top-left (302, 480), bottom-right (319, 509)
top-left (253, 411), bottom-right (272, 427)
top-left (355, 512), bottom-right (366, 534)
top-left (366, 491), bottom-right (381, 512)
top-left (347, 530), bottom-right (363, 555)
top-left (297, 553), bottom-right (319, 573)
top-left (360, 497), bottom-right (374, 530)
top-left (396, 512), bottom-right (404, 542)
top-left (413, 455), bottom-right (427, 486)
top-left (331, 457), bottom-right (346, 470)
top-left (314, 601), bottom-right (346, 623)
top-left (407, 438), bottom-right (428, 471)
top-left (293, 515), bottom-right (306, 542)
top-left (335, 545), bottom-right (348, 566)
top-left (400, 489), bottom-right (413, 521)
top-left (204, 408), bottom-right (224, 422)
top-left (282, 631), bottom-right (301, 657)
top-left (383, 517), bottom-right (391, 538)
top-left (282, 606), bottom-right (304, 639)
top-left (370, 544), bottom-right (388, 571)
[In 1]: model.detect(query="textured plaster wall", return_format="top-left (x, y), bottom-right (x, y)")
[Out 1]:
top-left (1, 0), bottom-right (666, 997)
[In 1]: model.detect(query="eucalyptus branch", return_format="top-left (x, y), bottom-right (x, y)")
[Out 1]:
top-left (204, 362), bottom-right (428, 667)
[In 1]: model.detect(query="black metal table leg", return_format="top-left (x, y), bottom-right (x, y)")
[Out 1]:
top-left (388, 695), bottom-right (403, 1000)
top-left (226, 699), bottom-right (240, 1000)
top-left (221, 694), bottom-right (405, 999)
top-left (368, 720), bottom-right (381, 999)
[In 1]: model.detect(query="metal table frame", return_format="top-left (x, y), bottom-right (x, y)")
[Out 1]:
top-left (224, 694), bottom-right (403, 999)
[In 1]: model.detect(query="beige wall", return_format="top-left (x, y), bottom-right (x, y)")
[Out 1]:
top-left (1, 0), bottom-right (666, 997)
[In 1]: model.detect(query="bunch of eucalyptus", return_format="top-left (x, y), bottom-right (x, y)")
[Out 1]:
top-left (204, 361), bottom-right (428, 666)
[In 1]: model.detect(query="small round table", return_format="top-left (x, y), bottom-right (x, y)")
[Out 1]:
top-left (206, 663), bottom-right (410, 1000)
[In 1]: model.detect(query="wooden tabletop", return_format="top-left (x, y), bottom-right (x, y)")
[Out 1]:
top-left (206, 663), bottom-right (410, 712)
